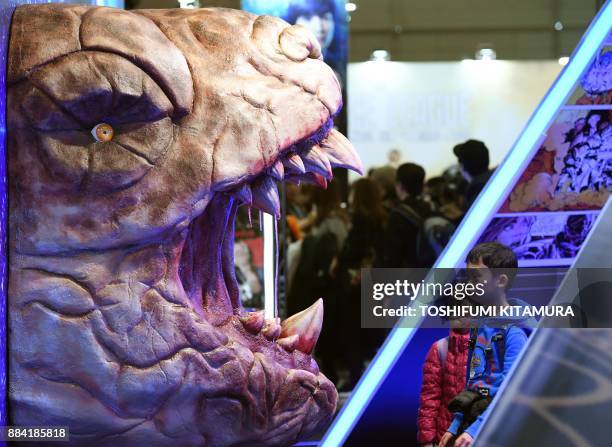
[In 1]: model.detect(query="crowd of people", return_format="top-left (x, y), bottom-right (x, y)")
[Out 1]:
top-left (284, 139), bottom-right (494, 389)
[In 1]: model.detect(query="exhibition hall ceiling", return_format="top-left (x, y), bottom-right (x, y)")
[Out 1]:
top-left (129, 0), bottom-right (602, 61)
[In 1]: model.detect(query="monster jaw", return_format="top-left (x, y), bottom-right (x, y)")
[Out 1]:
top-left (177, 124), bottom-right (363, 356)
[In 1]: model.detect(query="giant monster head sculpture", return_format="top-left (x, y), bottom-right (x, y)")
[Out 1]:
top-left (7, 4), bottom-right (362, 446)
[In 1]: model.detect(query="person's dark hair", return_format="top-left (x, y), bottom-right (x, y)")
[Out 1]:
top-left (453, 139), bottom-right (490, 177)
top-left (351, 178), bottom-right (386, 225)
top-left (425, 176), bottom-right (445, 189)
top-left (396, 163), bottom-right (425, 196)
top-left (287, 0), bottom-right (334, 20)
top-left (467, 242), bottom-right (518, 286)
top-left (440, 182), bottom-right (460, 205)
top-left (425, 176), bottom-right (446, 206)
top-left (370, 165), bottom-right (396, 199)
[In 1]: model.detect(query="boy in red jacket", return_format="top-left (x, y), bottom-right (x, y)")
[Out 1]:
top-left (417, 326), bottom-right (470, 446)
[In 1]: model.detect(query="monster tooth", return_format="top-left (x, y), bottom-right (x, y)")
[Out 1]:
top-left (319, 129), bottom-right (364, 175)
top-left (251, 176), bottom-right (281, 219)
top-left (277, 334), bottom-right (299, 352)
top-left (301, 145), bottom-right (333, 180)
top-left (239, 310), bottom-right (265, 334)
top-left (262, 317), bottom-right (282, 340)
top-left (231, 183), bottom-right (252, 206)
top-left (280, 298), bottom-right (324, 355)
top-left (268, 160), bottom-right (284, 181)
top-left (282, 152), bottom-right (306, 174)
top-left (247, 206), bottom-right (253, 227)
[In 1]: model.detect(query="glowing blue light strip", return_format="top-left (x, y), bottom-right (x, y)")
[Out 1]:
top-left (321, 2), bottom-right (612, 445)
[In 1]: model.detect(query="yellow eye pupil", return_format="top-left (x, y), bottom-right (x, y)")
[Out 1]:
top-left (91, 123), bottom-right (114, 142)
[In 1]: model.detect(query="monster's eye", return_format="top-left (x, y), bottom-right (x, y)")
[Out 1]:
top-left (18, 51), bottom-right (175, 191)
top-left (91, 123), bottom-right (114, 142)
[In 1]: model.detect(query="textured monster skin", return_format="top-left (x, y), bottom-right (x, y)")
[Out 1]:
top-left (7, 5), bottom-right (362, 446)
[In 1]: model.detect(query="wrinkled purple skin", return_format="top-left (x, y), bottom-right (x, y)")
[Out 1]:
top-left (7, 5), bottom-right (342, 446)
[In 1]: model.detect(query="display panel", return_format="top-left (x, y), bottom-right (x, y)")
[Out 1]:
top-left (477, 212), bottom-right (598, 266)
top-left (568, 45), bottom-right (612, 105)
top-left (475, 200), bottom-right (612, 446)
top-left (501, 109), bottom-right (611, 212)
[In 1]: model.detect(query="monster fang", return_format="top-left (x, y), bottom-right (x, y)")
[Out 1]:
top-left (226, 125), bottom-right (363, 354)
top-left (227, 128), bottom-right (363, 219)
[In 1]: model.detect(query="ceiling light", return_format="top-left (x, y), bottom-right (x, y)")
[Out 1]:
top-left (370, 49), bottom-right (390, 62)
top-left (476, 48), bottom-right (496, 61)
top-left (558, 56), bottom-right (570, 66)
top-left (345, 2), bottom-right (357, 12)
top-left (177, 0), bottom-right (200, 8)
top-left (554, 21), bottom-right (564, 31)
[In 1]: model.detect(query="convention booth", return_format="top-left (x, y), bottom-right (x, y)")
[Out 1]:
top-left (0, 1), bottom-right (610, 446)
top-left (325, 5), bottom-right (612, 445)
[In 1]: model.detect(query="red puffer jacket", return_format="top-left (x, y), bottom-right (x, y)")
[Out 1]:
top-left (417, 329), bottom-right (470, 445)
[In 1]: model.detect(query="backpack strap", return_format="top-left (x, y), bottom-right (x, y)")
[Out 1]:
top-left (437, 337), bottom-right (448, 368)
top-left (492, 326), bottom-right (513, 372)
top-left (465, 327), bottom-right (478, 387)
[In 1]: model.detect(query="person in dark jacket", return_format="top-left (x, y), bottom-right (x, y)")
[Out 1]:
top-left (340, 178), bottom-right (386, 275)
top-left (337, 178), bottom-right (387, 387)
top-left (288, 179), bottom-right (348, 383)
top-left (453, 140), bottom-right (493, 209)
top-left (382, 163), bottom-right (434, 268)
top-left (369, 165), bottom-right (399, 214)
